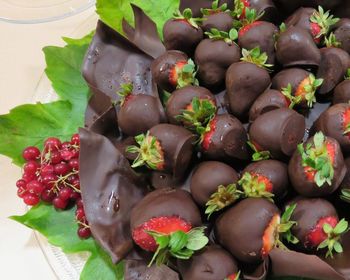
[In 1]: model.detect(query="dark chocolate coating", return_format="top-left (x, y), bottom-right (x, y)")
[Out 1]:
top-left (249, 89), bottom-right (288, 122)
top-left (125, 260), bottom-right (180, 280)
top-left (249, 0), bottom-right (278, 23)
top-left (118, 95), bottom-right (163, 136)
top-left (201, 12), bottom-right (233, 33)
top-left (313, 103), bottom-right (350, 153)
top-left (163, 19), bottom-right (203, 56)
top-left (334, 1), bottom-right (350, 19)
top-left (317, 47), bottom-right (350, 95)
top-left (79, 128), bottom-right (147, 263)
top-left (285, 7), bottom-right (315, 40)
top-left (249, 108), bottom-right (306, 159)
top-left (340, 157), bottom-right (350, 190)
top-left (190, 161), bottom-right (239, 206)
top-left (289, 198), bottom-right (338, 248)
top-left (151, 50), bottom-right (189, 93)
top-left (334, 80), bottom-right (350, 104)
top-left (166, 86), bottom-right (216, 125)
top-left (226, 62), bottom-right (271, 120)
top-left (238, 21), bottom-right (278, 65)
top-left (334, 19), bottom-right (350, 54)
top-left (215, 198), bottom-right (280, 263)
top-left (179, 0), bottom-right (233, 17)
top-left (242, 160), bottom-right (289, 201)
top-left (288, 136), bottom-right (346, 197)
top-left (195, 39), bottom-right (241, 89)
top-left (274, 0), bottom-right (342, 14)
top-left (276, 26), bottom-right (321, 67)
top-left (177, 245), bottom-right (239, 280)
top-left (121, 4), bottom-right (165, 59)
top-left (149, 124), bottom-right (194, 179)
top-left (130, 188), bottom-right (202, 230)
top-left (203, 114), bottom-right (249, 161)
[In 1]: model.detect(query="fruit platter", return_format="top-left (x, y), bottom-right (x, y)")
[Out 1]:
top-left (3, 0), bottom-right (350, 279)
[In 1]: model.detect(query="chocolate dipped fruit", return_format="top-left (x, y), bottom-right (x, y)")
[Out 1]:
top-left (130, 188), bottom-right (208, 266)
top-left (288, 132), bottom-right (346, 197)
top-left (226, 47), bottom-right (271, 120)
top-left (271, 68), bottom-right (323, 109)
top-left (194, 28), bottom-right (241, 89)
top-left (340, 157), bottom-right (350, 203)
top-left (215, 198), bottom-right (298, 264)
top-left (163, 8), bottom-right (203, 55)
top-left (240, 159), bottom-right (289, 202)
top-left (248, 108), bottom-right (305, 160)
top-left (287, 198), bottom-right (349, 258)
top-left (190, 161), bottom-right (239, 216)
top-left (232, 0), bottom-right (277, 22)
top-left (249, 89), bottom-right (289, 122)
top-left (117, 83), bottom-right (164, 136)
top-left (285, 6), bottom-right (339, 45)
top-left (198, 113), bottom-right (249, 161)
top-left (201, 0), bottom-right (233, 33)
top-left (276, 26), bottom-right (321, 68)
top-left (151, 50), bottom-right (198, 93)
top-left (333, 18), bottom-right (350, 54)
top-left (313, 103), bottom-right (350, 153)
top-left (166, 85), bottom-right (216, 127)
top-left (177, 245), bottom-right (240, 280)
top-left (333, 70), bottom-right (350, 104)
top-left (126, 124), bottom-right (194, 178)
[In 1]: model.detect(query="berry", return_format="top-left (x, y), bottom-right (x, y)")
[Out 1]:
top-left (17, 186), bottom-right (27, 198)
top-left (41, 173), bottom-right (57, 188)
top-left (60, 149), bottom-right (74, 161)
top-left (58, 187), bottom-right (73, 201)
top-left (54, 162), bottom-right (71, 176)
top-left (49, 151), bottom-right (62, 164)
top-left (16, 179), bottom-right (27, 189)
top-left (22, 172), bottom-right (36, 183)
top-left (40, 164), bottom-right (54, 176)
top-left (71, 133), bottom-right (80, 145)
top-left (52, 197), bottom-right (68, 210)
top-left (23, 193), bottom-right (40, 206)
top-left (77, 227), bottom-right (91, 239)
top-left (41, 189), bottom-right (56, 203)
top-left (61, 141), bottom-right (71, 150)
top-left (202, 117), bottom-right (217, 151)
top-left (239, 21), bottom-right (262, 37)
top-left (26, 180), bottom-right (45, 195)
top-left (306, 216), bottom-right (338, 248)
top-left (22, 146), bottom-right (40, 161)
top-left (68, 158), bottom-right (79, 170)
top-left (23, 161), bottom-right (40, 176)
top-left (76, 198), bottom-right (84, 208)
top-left (44, 137), bottom-right (61, 152)
top-left (261, 214), bottom-right (280, 256)
top-left (75, 208), bottom-right (85, 221)
top-left (70, 192), bottom-right (81, 201)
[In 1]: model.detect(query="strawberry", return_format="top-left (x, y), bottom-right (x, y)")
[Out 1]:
top-left (239, 172), bottom-right (273, 199)
top-left (117, 83), bottom-right (134, 106)
top-left (343, 108), bottom-right (350, 137)
top-left (233, 0), bottom-right (250, 20)
top-left (247, 141), bottom-right (271, 162)
top-left (201, 0), bottom-right (233, 33)
top-left (169, 59), bottom-right (198, 89)
top-left (234, 8), bottom-right (264, 38)
top-left (225, 271), bottom-right (241, 280)
top-left (200, 116), bottom-right (217, 151)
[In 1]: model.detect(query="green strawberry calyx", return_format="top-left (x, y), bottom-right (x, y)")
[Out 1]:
top-left (205, 28), bottom-right (238, 45)
top-left (175, 59), bottom-right (199, 89)
top-left (247, 141), bottom-right (271, 161)
top-left (310, 6), bottom-right (339, 39)
top-left (173, 8), bottom-right (203, 29)
top-left (201, 0), bottom-right (230, 16)
top-left (241, 47), bottom-right (273, 70)
top-left (238, 172), bottom-right (274, 201)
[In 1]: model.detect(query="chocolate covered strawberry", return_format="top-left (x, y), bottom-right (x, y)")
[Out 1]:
top-left (288, 198), bottom-right (349, 258)
top-left (151, 50), bottom-right (198, 93)
top-left (232, 0), bottom-right (277, 22)
top-left (177, 245), bottom-right (240, 280)
top-left (249, 108), bottom-right (305, 160)
top-left (333, 69), bottom-right (350, 104)
top-left (226, 47), bottom-right (272, 120)
top-left (288, 132), bottom-right (346, 197)
top-left (163, 8), bottom-right (203, 55)
top-left (194, 28), bottom-right (241, 89)
top-left (166, 85), bottom-right (217, 127)
top-left (116, 83), bottom-right (164, 136)
top-left (130, 188), bottom-right (208, 266)
top-left (201, 0), bottom-right (233, 32)
top-left (126, 124), bottom-right (194, 178)
top-left (313, 103), bottom-right (350, 153)
top-left (197, 114), bottom-right (249, 161)
top-left (333, 18), bottom-right (350, 54)
top-left (215, 198), bottom-right (298, 263)
top-left (271, 68), bottom-right (324, 109)
top-left (286, 6), bottom-right (339, 44)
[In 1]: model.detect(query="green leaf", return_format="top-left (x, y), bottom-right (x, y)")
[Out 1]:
top-left (187, 227), bottom-right (209, 251)
top-left (333, 219), bottom-right (349, 235)
top-left (323, 223), bottom-right (333, 234)
top-left (169, 231), bottom-right (188, 252)
top-left (334, 241), bottom-right (343, 253)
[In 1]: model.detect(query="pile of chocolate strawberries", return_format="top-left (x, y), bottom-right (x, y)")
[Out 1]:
top-left (80, 0), bottom-right (350, 279)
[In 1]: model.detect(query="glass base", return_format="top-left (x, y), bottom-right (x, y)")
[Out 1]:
top-left (0, 0), bottom-right (95, 24)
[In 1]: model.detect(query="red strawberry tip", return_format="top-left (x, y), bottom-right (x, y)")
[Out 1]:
top-left (238, 172), bottom-right (274, 200)
top-left (309, 6), bottom-right (339, 42)
top-left (225, 271), bottom-right (241, 280)
top-left (169, 59), bottom-right (198, 89)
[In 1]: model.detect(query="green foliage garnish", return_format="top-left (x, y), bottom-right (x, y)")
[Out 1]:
top-left (324, 32), bottom-right (341, 48)
top-left (173, 8), bottom-right (203, 29)
top-left (318, 218), bottom-right (349, 258)
top-left (298, 132), bottom-right (334, 187)
top-left (232, 0), bottom-right (246, 19)
top-left (147, 227), bottom-right (209, 266)
top-left (310, 6), bottom-right (339, 40)
top-left (303, 74), bottom-right (323, 108)
top-left (205, 28), bottom-right (238, 45)
top-left (201, 0), bottom-right (229, 15)
top-left (233, 8), bottom-right (264, 29)
top-left (281, 84), bottom-right (303, 109)
top-left (247, 141), bottom-right (271, 161)
top-left (241, 47), bottom-right (273, 70)
top-left (117, 83), bottom-right (133, 106)
top-left (176, 59), bottom-right (199, 89)
top-left (238, 172), bottom-right (274, 201)
top-left (279, 204), bottom-right (299, 245)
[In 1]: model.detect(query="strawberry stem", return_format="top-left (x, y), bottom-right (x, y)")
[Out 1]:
top-left (241, 47), bottom-right (273, 70)
top-left (233, 8), bottom-right (264, 29)
top-left (281, 83), bottom-right (303, 109)
top-left (201, 0), bottom-right (229, 15)
top-left (278, 204), bottom-right (299, 245)
top-left (238, 172), bottom-right (274, 201)
top-left (324, 32), bottom-right (341, 48)
top-left (247, 141), bottom-right (271, 161)
top-left (205, 28), bottom-right (238, 45)
top-left (173, 8), bottom-right (203, 29)
top-left (117, 83), bottom-right (133, 106)
top-left (310, 6), bottom-right (339, 40)
top-left (175, 59), bottom-right (199, 89)
top-left (299, 74), bottom-right (323, 108)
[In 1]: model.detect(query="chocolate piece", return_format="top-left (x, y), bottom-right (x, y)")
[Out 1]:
top-left (118, 95), bottom-right (164, 136)
top-left (285, 7), bottom-right (317, 41)
top-left (125, 260), bottom-right (180, 280)
top-left (149, 124), bottom-right (194, 178)
top-left (276, 26), bottom-right (321, 67)
top-left (317, 47), bottom-right (350, 95)
top-left (334, 80), bottom-right (350, 104)
top-left (163, 18), bottom-right (203, 56)
top-left (288, 135), bottom-right (346, 197)
top-left (215, 198), bottom-right (280, 263)
top-left (249, 89), bottom-right (288, 122)
top-left (121, 4), bottom-right (165, 59)
top-left (238, 21), bottom-right (278, 64)
top-left (195, 39), bottom-right (241, 90)
top-left (201, 12), bottom-right (233, 33)
top-left (340, 157), bottom-right (350, 190)
top-left (177, 245), bottom-right (239, 280)
top-left (89, 105), bottom-right (119, 141)
top-left (242, 160), bottom-right (289, 201)
top-left (130, 188), bottom-right (202, 230)
top-left (274, 0), bottom-right (342, 14)
top-left (179, 0), bottom-right (233, 17)
top-left (334, 18), bottom-right (350, 54)
top-left (248, 0), bottom-right (278, 23)
top-left (151, 50), bottom-right (188, 92)
top-left (202, 114), bottom-right (249, 161)
top-left (313, 103), bottom-right (350, 153)
top-left (79, 128), bottom-right (147, 263)
top-left (190, 161), bottom-right (239, 206)
top-left (249, 108), bottom-right (305, 159)
top-left (166, 86), bottom-right (216, 125)
top-left (226, 62), bottom-right (271, 120)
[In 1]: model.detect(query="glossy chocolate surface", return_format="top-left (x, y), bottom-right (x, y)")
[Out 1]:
top-left (285, 7), bottom-right (315, 38)
top-left (125, 260), bottom-right (179, 280)
top-left (202, 12), bottom-right (233, 33)
top-left (249, 0), bottom-right (278, 22)
top-left (334, 80), bottom-right (350, 104)
top-left (334, 19), bottom-right (350, 54)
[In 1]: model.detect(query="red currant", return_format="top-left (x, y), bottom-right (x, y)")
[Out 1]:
top-left (75, 208), bottom-right (85, 221)
top-left (26, 180), bottom-right (45, 195)
top-left (52, 197), bottom-right (68, 210)
top-left (41, 189), bottom-right (56, 203)
top-left (41, 174), bottom-right (57, 188)
top-left (54, 162), bottom-right (71, 176)
top-left (49, 151), bottom-right (62, 164)
top-left (16, 179), bottom-right (27, 189)
top-left (40, 164), bottom-right (54, 176)
top-left (70, 192), bottom-right (80, 201)
top-left (22, 146), bottom-right (40, 161)
top-left (76, 198), bottom-right (84, 208)
top-left (17, 186), bottom-right (27, 198)
top-left (77, 227), bottom-right (91, 239)
top-left (68, 158), bottom-right (79, 170)
top-left (60, 149), bottom-right (74, 161)
top-left (22, 172), bottom-right (36, 183)
top-left (23, 161), bottom-right (40, 176)
top-left (61, 141), bottom-right (71, 150)
top-left (71, 134), bottom-right (80, 145)
top-left (58, 187), bottom-right (73, 201)
top-left (44, 137), bottom-right (62, 152)
top-left (23, 193), bottom-right (40, 206)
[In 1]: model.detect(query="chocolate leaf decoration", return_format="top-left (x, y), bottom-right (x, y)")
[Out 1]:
top-left (80, 128), bottom-right (147, 263)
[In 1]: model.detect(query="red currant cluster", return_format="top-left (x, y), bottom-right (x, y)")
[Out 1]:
top-left (16, 134), bottom-right (91, 239)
